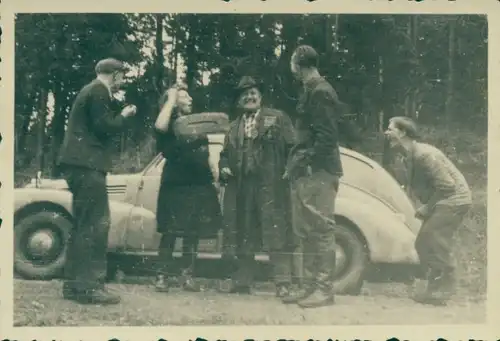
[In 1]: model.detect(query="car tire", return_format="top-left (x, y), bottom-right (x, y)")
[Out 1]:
top-left (14, 210), bottom-right (72, 280)
top-left (332, 221), bottom-right (368, 295)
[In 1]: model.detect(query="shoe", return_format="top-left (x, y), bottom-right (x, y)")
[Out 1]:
top-left (180, 269), bottom-right (201, 292)
top-left (281, 286), bottom-right (315, 304)
top-left (74, 288), bottom-right (121, 305)
top-left (410, 269), bottom-right (453, 306)
top-left (297, 289), bottom-right (335, 308)
top-left (230, 285), bottom-right (251, 294)
top-left (62, 282), bottom-right (77, 300)
top-left (155, 274), bottom-right (169, 293)
top-left (276, 284), bottom-right (291, 298)
top-left (218, 278), bottom-right (251, 294)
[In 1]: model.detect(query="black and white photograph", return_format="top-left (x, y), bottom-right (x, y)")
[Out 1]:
top-left (8, 11), bottom-right (489, 327)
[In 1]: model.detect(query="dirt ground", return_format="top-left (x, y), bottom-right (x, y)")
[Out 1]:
top-left (13, 278), bottom-right (485, 326)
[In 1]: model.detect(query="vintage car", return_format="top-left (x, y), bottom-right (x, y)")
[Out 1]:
top-left (14, 114), bottom-right (421, 295)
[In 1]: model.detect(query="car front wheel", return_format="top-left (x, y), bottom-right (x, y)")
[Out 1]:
top-left (294, 220), bottom-right (368, 295)
top-left (332, 221), bottom-right (369, 295)
top-left (14, 210), bottom-right (72, 280)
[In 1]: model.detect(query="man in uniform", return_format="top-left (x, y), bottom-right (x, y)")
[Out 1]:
top-left (283, 45), bottom-right (344, 308)
top-left (219, 76), bottom-right (296, 298)
top-left (58, 58), bottom-right (137, 305)
top-left (385, 116), bottom-right (472, 306)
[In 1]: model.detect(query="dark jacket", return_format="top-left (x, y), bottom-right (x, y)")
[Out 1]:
top-left (58, 79), bottom-right (129, 172)
top-left (291, 75), bottom-right (343, 176)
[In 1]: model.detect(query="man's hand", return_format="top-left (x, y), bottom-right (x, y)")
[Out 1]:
top-left (282, 170), bottom-right (290, 180)
top-left (283, 165), bottom-right (311, 180)
top-left (121, 104), bottom-right (137, 118)
top-left (220, 167), bottom-right (233, 177)
top-left (415, 205), bottom-right (430, 220)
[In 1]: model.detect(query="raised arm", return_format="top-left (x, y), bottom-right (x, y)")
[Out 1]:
top-left (89, 84), bottom-right (134, 135)
top-left (155, 88), bottom-right (178, 132)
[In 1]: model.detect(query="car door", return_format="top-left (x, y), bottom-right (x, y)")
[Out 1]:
top-left (133, 154), bottom-right (164, 215)
top-left (121, 154), bottom-right (165, 253)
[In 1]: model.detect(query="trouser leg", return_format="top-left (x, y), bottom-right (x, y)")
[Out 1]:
top-left (270, 248), bottom-right (293, 286)
top-left (295, 170), bottom-right (339, 293)
top-left (156, 233), bottom-right (176, 276)
top-left (63, 166), bottom-right (110, 293)
top-left (231, 178), bottom-right (259, 289)
top-left (181, 234), bottom-right (199, 274)
top-left (413, 204), bottom-right (470, 303)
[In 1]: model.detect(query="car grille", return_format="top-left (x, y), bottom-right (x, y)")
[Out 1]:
top-left (106, 185), bottom-right (127, 195)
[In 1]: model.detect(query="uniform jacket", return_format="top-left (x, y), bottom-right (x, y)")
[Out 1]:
top-left (58, 79), bottom-right (130, 172)
top-left (290, 75), bottom-right (344, 177)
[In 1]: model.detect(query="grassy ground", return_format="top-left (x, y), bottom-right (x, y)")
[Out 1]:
top-left (14, 279), bottom-right (485, 326)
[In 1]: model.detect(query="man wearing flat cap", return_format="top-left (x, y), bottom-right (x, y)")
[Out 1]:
top-left (219, 76), bottom-right (296, 297)
top-left (57, 58), bottom-right (137, 305)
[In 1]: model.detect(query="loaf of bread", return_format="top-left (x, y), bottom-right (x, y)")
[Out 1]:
top-left (173, 112), bottom-right (230, 137)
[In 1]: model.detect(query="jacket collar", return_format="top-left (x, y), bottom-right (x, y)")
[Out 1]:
top-left (95, 77), bottom-right (113, 98)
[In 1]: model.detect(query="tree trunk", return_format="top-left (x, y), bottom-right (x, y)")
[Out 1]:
top-left (15, 97), bottom-right (35, 155)
top-left (411, 15), bottom-right (419, 118)
top-left (404, 16), bottom-right (412, 117)
top-left (36, 88), bottom-right (48, 173)
top-left (155, 14), bottom-right (165, 94)
top-left (173, 37), bottom-right (179, 84)
top-left (50, 81), bottom-right (68, 178)
top-left (323, 15), bottom-right (333, 80)
top-left (378, 56), bottom-right (385, 133)
top-left (445, 18), bottom-right (456, 126)
top-left (15, 97), bottom-right (36, 177)
top-left (380, 55), bottom-right (394, 173)
top-left (185, 18), bottom-right (198, 89)
top-left (333, 14), bottom-right (339, 52)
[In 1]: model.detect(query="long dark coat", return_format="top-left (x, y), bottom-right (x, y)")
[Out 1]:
top-left (219, 107), bottom-right (296, 255)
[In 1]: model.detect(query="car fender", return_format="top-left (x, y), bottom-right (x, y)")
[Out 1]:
top-left (14, 188), bottom-right (134, 251)
top-left (335, 189), bottom-right (420, 265)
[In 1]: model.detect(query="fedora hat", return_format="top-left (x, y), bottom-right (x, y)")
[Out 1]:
top-left (233, 76), bottom-right (264, 100)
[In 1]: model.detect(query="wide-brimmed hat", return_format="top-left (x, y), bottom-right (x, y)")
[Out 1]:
top-left (233, 76), bottom-right (264, 100)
